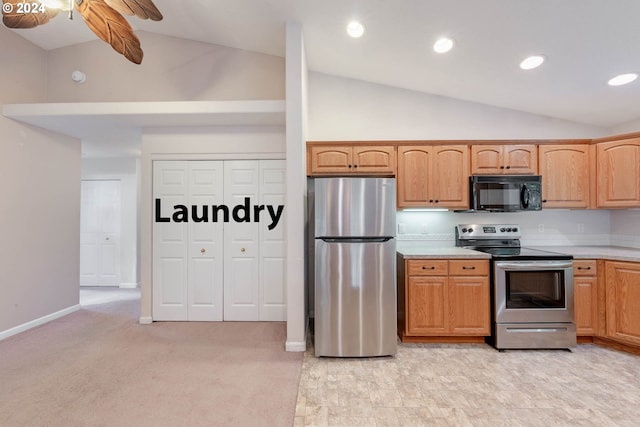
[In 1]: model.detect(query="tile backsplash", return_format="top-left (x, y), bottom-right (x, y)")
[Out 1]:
top-left (396, 209), bottom-right (616, 249)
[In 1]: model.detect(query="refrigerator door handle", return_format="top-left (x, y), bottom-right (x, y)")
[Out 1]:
top-left (318, 237), bottom-right (393, 243)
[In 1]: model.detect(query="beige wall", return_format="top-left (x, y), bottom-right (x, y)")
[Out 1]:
top-left (0, 27), bottom-right (81, 334)
top-left (46, 31), bottom-right (285, 102)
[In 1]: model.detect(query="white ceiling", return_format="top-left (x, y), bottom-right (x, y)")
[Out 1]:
top-left (7, 0), bottom-right (640, 128)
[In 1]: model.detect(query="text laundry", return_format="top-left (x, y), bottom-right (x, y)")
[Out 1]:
top-left (155, 198), bottom-right (284, 230)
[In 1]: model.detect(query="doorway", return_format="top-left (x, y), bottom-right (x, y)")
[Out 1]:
top-left (80, 180), bottom-right (121, 286)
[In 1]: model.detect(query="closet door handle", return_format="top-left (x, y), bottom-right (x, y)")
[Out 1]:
top-left (241, 248), bottom-right (246, 252)
top-left (200, 248), bottom-right (206, 254)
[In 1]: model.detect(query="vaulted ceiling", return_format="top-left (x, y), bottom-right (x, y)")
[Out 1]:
top-left (7, 0), bottom-right (640, 128)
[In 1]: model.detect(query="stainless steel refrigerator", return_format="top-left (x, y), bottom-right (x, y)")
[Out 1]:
top-left (311, 177), bottom-right (397, 357)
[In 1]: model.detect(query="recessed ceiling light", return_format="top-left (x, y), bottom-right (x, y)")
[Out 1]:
top-left (346, 21), bottom-right (365, 38)
top-left (433, 37), bottom-right (454, 54)
top-left (608, 73), bottom-right (638, 86)
top-left (520, 55), bottom-right (545, 70)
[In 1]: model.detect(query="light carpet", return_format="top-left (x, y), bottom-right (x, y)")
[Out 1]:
top-left (0, 289), bottom-right (303, 427)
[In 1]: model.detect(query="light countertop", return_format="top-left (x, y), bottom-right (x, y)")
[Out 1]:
top-left (397, 247), bottom-right (491, 259)
top-left (528, 246), bottom-right (640, 263)
top-left (397, 245), bottom-right (640, 262)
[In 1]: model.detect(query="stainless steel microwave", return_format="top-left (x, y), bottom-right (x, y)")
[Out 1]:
top-left (470, 175), bottom-right (542, 212)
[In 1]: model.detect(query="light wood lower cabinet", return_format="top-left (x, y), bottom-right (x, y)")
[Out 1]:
top-left (398, 257), bottom-right (490, 342)
top-left (573, 260), bottom-right (598, 336)
top-left (605, 261), bottom-right (640, 346)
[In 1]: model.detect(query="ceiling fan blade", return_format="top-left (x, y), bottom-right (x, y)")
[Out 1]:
top-left (75, 0), bottom-right (144, 64)
top-left (2, 1), bottom-right (58, 29)
top-left (104, 0), bottom-right (162, 21)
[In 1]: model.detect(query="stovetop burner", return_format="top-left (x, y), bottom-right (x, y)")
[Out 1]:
top-left (464, 246), bottom-right (573, 260)
top-left (455, 223), bottom-right (572, 261)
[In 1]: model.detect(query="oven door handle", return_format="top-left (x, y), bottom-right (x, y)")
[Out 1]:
top-left (495, 261), bottom-right (573, 270)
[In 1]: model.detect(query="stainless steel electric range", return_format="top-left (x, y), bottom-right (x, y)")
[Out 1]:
top-left (455, 224), bottom-right (577, 350)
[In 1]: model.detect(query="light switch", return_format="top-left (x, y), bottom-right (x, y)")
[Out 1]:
top-left (398, 223), bottom-right (406, 234)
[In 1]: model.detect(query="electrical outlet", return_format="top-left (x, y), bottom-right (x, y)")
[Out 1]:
top-left (577, 223), bottom-right (585, 233)
top-left (398, 223), bottom-right (406, 234)
top-left (538, 224), bottom-right (545, 233)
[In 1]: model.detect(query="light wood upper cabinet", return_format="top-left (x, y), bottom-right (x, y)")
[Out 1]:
top-left (605, 261), bottom-right (640, 346)
top-left (397, 145), bottom-right (469, 209)
top-left (471, 144), bottom-right (538, 174)
top-left (597, 138), bottom-right (640, 208)
top-left (539, 144), bottom-right (590, 208)
top-left (308, 145), bottom-right (395, 175)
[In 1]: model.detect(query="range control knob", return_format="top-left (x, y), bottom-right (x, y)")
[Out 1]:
top-left (500, 228), bottom-right (506, 232)
top-left (461, 228), bottom-right (468, 233)
top-left (513, 227), bottom-right (519, 232)
top-left (467, 228), bottom-right (474, 233)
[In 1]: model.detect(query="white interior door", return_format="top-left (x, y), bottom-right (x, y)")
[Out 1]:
top-left (80, 180), bottom-right (121, 286)
top-left (152, 161), bottom-right (188, 320)
top-left (259, 160), bottom-right (286, 321)
top-left (187, 162), bottom-right (224, 321)
top-left (223, 161), bottom-right (260, 321)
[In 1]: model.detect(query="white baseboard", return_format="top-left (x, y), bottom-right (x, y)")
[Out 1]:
top-left (286, 340), bottom-right (307, 352)
top-left (139, 316), bottom-right (153, 324)
top-left (119, 282), bottom-right (139, 289)
top-left (0, 304), bottom-right (81, 341)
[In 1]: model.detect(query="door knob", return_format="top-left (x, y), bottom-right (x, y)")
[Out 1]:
top-left (241, 248), bottom-right (246, 252)
top-left (200, 248), bottom-right (206, 254)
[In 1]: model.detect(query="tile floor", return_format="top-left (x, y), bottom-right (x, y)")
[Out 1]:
top-left (295, 341), bottom-right (640, 427)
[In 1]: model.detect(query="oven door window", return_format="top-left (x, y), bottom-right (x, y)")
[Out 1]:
top-left (477, 183), bottom-right (522, 210)
top-left (505, 270), bottom-right (566, 309)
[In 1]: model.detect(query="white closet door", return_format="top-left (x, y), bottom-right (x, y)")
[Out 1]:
top-left (80, 180), bottom-right (120, 286)
top-left (223, 161), bottom-right (260, 321)
top-left (259, 160), bottom-right (286, 321)
top-left (152, 161), bottom-right (188, 320)
top-left (187, 162), bottom-right (224, 321)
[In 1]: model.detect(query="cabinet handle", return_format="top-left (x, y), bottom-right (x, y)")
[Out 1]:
top-left (353, 164), bottom-right (358, 168)
top-left (348, 164), bottom-right (352, 168)
top-left (422, 266), bottom-right (435, 270)
top-left (577, 266), bottom-right (592, 270)
top-left (429, 199), bottom-right (434, 203)
top-left (500, 165), bottom-right (505, 169)
top-left (434, 200), bottom-right (439, 203)
top-left (542, 199), bottom-right (548, 203)
top-left (506, 165), bottom-right (511, 169)
top-left (462, 266), bottom-right (476, 270)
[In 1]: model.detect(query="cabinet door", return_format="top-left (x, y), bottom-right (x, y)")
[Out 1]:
top-left (432, 145), bottom-right (469, 209)
top-left (309, 146), bottom-right (353, 174)
top-left (352, 145), bottom-right (396, 174)
top-left (504, 145), bottom-right (538, 174)
top-left (449, 276), bottom-right (490, 335)
top-left (471, 145), bottom-right (503, 174)
top-left (539, 145), bottom-right (590, 208)
top-left (574, 275), bottom-right (598, 336)
top-left (605, 261), bottom-right (640, 346)
top-left (407, 276), bottom-right (448, 334)
top-left (597, 139), bottom-right (640, 208)
top-left (397, 146), bottom-right (432, 207)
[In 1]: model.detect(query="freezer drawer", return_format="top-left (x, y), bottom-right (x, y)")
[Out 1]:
top-left (314, 238), bottom-right (397, 357)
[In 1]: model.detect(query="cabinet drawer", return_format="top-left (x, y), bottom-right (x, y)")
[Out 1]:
top-left (449, 260), bottom-right (489, 276)
top-left (574, 260), bottom-right (597, 276)
top-left (407, 260), bottom-right (448, 276)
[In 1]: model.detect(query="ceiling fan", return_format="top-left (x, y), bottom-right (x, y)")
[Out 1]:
top-left (2, 0), bottom-right (162, 64)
